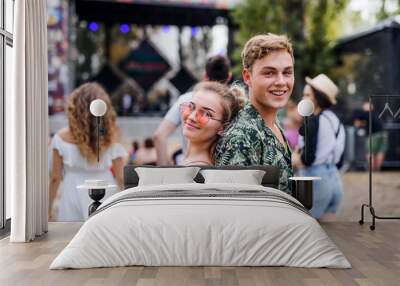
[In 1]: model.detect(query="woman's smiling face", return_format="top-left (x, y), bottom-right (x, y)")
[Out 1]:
top-left (181, 90), bottom-right (224, 144)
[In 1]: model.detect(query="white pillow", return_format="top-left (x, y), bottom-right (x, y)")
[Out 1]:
top-left (135, 167), bottom-right (200, 186)
top-left (200, 169), bottom-right (266, 185)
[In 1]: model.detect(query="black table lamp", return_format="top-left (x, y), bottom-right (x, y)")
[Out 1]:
top-left (289, 99), bottom-right (319, 210)
top-left (80, 99), bottom-right (109, 216)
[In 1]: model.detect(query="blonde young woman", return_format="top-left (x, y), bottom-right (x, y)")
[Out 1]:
top-left (49, 83), bottom-right (127, 221)
top-left (180, 81), bottom-right (246, 166)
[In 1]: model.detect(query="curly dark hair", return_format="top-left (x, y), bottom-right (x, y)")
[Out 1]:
top-left (66, 82), bottom-right (120, 163)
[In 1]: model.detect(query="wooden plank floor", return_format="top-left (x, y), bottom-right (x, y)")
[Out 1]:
top-left (0, 222), bottom-right (399, 286)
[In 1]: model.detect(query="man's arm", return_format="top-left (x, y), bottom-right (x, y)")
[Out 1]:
top-left (153, 94), bottom-right (185, 166)
top-left (153, 92), bottom-right (192, 165)
top-left (153, 119), bottom-right (178, 166)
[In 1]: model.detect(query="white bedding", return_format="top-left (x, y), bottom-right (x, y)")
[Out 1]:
top-left (50, 183), bottom-right (351, 269)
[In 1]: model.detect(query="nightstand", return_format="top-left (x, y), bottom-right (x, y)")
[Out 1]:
top-left (289, 177), bottom-right (321, 210)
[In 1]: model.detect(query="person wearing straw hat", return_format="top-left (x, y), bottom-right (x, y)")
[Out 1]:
top-left (291, 74), bottom-right (345, 221)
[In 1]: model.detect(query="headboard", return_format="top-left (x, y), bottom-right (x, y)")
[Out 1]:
top-left (123, 165), bottom-right (280, 190)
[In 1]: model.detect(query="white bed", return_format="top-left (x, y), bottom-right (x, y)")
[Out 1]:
top-left (50, 182), bottom-right (351, 269)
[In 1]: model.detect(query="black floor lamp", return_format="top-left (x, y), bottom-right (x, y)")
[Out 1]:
top-left (359, 95), bottom-right (400, 230)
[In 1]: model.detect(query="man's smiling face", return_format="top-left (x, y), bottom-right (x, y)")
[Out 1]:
top-left (243, 50), bottom-right (294, 111)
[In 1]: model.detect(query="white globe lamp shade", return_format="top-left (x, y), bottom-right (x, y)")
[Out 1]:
top-left (90, 99), bottom-right (107, 117)
top-left (297, 99), bottom-right (314, 117)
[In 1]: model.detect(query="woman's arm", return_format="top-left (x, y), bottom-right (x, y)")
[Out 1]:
top-left (112, 157), bottom-right (125, 190)
top-left (48, 149), bottom-right (63, 219)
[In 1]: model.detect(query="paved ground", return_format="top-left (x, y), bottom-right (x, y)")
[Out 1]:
top-left (338, 171), bottom-right (400, 222)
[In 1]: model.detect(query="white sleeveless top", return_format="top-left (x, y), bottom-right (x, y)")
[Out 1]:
top-left (51, 133), bottom-right (127, 221)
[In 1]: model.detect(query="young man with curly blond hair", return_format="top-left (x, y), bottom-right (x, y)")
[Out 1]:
top-left (214, 34), bottom-right (295, 194)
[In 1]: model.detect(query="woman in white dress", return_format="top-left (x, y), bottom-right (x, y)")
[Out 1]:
top-left (49, 83), bottom-right (127, 221)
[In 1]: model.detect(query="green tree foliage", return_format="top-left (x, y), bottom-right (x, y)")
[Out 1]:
top-left (377, 0), bottom-right (400, 20)
top-left (231, 0), bottom-right (348, 89)
top-left (377, 0), bottom-right (389, 20)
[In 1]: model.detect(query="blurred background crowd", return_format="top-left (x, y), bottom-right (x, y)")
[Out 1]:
top-left (45, 0), bottom-right (400, 221)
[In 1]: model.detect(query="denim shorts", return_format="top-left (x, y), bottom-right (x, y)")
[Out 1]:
top-left (299, 164), bottom-right (343, 219)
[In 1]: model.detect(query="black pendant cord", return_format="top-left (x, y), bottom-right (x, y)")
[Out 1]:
top-left (304, 116), bottom-right (308, 160)
top-left (359, 95), bottom-right (400, 230)
top-left (97, 117), bottom-right (100, 163)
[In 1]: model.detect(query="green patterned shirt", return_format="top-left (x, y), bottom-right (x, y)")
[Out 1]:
top-left (214, 102), bottom-right (293, 194)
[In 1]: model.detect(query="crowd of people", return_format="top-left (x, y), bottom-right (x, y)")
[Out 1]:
top-left (49, 33), bottom-right (380, 223)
